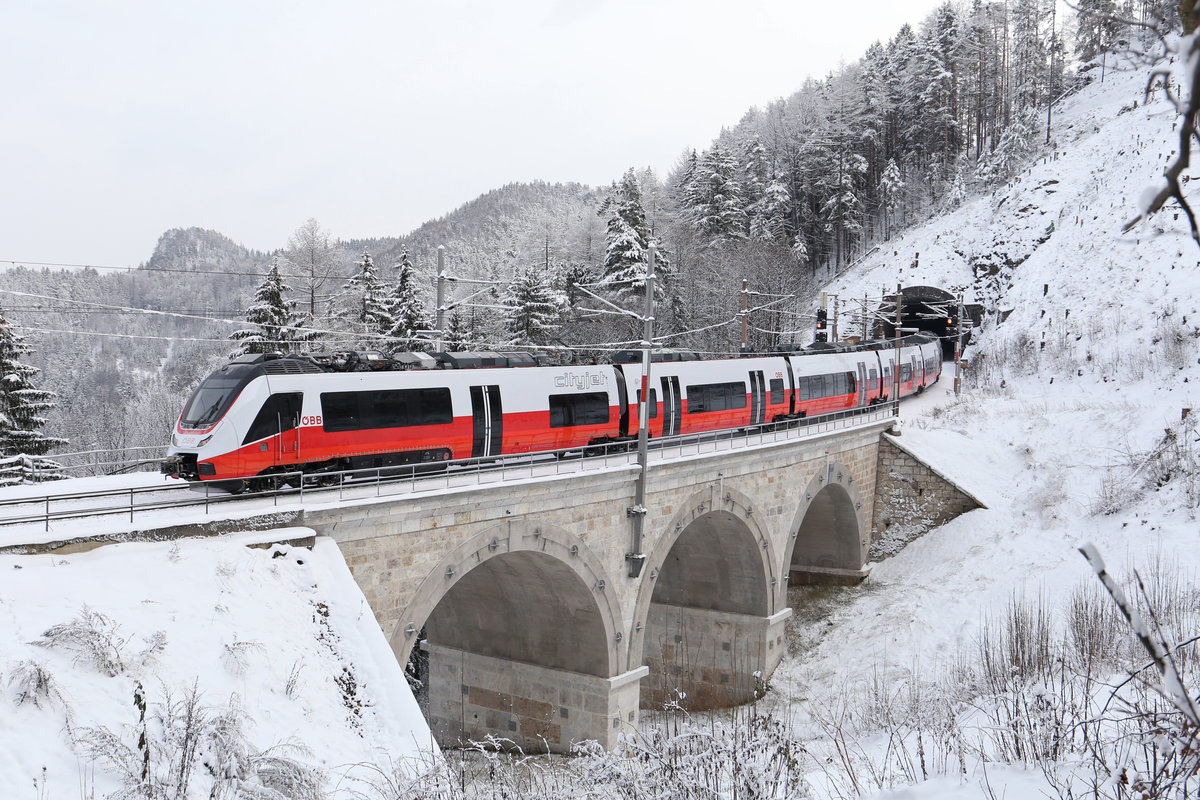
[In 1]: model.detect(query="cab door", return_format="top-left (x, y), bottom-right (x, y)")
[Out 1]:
top-left (275, 393), bottom-right (303, 463)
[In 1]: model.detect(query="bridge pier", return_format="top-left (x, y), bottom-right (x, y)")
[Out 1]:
top-left (641, 604), bottom-right (790, 710)
top-left (427, 645), bottom-right (646, 752)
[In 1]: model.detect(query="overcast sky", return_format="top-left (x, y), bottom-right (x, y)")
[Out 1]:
top-left (2, 1), bottom-right (948, 267)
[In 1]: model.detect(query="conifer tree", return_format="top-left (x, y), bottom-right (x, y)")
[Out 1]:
top-left (598, 169), bottom-right (672, 303)
top-left (444, 307), bottom-right (472, 351)
top-left (748, 180), bottom-right (792, 245)
top-left (230, 256), bottom-right (304, 356)
top-left (385, 248), bottom-right (430, 352)
top-left (1075, 0), bottom-right (1118, 62)
top-left (501, 267), bottom-right (565, 345)
top-left (340, 249), bottom-right (393, 349)
top-left (0, 304), bottom-right (65, 484)
top-left (878, 158), bottom-right (905, 240)
top-left (685, 144), bottom-right (748, 244)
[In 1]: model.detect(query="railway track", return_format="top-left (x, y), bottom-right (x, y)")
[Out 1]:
top-left (0, 404), bottom-right (896, 541)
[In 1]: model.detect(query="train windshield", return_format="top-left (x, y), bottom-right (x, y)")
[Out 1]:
top-left (179, 365), bottom-right (256, 429)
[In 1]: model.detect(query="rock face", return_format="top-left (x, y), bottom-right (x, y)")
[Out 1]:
top-left (870, 434), bottom-right (984, 560)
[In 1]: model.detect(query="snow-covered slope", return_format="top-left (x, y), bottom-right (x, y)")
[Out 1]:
top-left (0, 533), bottom-right (435, 798)
top-left (769, 53), bottom-right (1200, 799)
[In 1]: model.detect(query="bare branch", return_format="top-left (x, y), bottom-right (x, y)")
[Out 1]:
top-left (1124, 34), bottom-right (1200, 248)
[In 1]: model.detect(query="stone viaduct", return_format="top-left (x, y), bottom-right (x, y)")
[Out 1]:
top-left (287, 416), bottom-right (892, 752)
top-left (9, 414), bottom-right (963, 753)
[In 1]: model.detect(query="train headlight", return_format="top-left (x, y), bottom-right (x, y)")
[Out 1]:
top-left (198, 434), bottom-right (213, 448)
top-left (172, 433), bottom-right (179, 447)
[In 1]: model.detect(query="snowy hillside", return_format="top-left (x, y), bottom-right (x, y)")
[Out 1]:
top-left (764, 51), bottom-right (1200, 798)
top-left (0, 534), bottom-right (435, 799)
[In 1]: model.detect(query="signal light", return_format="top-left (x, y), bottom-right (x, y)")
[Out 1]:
top-left (815, 308), bottom-right (827, 330)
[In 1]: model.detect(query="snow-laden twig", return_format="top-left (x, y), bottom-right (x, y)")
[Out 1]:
top-left (1078, 544), bottom-right (1200, 726)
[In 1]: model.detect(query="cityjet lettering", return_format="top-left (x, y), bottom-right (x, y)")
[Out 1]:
top-left (553, 371), bottom-right (608, 390)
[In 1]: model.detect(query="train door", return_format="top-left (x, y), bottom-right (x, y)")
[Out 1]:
top-left (614, 365), bottom-right (630, 438)
top-left (243, 392), bottom-right (302, 468)
top-left (856, 363), bottom-right (868, 407)
top-left (785, 359), bottom-right (797, 415)
top-left (660, 376), bottom-right (682, 436)
top-left (469, 385), bottom-right (503, 458)
top-left (275, 393), bottom-right (303, 463)
top-left (748, 370), bottom-right (766, 425)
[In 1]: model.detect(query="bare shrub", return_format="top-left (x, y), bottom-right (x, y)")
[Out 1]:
top-left (1077, 545), bottom-right (1200, 799)
top-left (1153, 310), bottom-right (1196, 372)
top-left (222, 640), bottom-right (266, 676)
top-left (8, 660), bottom-right (62, 709)
top-left (76, 680), bottom-right (328, 800)
top-left (1065, 581), bottom-right (1124, 673)
top-left (34, 606), bottom-right (128, 677)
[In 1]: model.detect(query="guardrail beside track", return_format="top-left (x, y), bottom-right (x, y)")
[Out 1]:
top-left (0, 404), bottom-right (897, 533)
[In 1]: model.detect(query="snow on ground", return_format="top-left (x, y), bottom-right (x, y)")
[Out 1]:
top-left (0, 532), bottom-right (435, 798)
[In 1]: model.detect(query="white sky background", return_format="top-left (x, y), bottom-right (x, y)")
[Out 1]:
top-left (2, 0), bottom-right (948, 267)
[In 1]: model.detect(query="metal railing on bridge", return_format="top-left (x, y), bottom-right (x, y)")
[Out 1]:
top-left (0, 403), bottom-right (897, 535)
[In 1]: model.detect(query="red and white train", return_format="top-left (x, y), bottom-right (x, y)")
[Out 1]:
top-left (162, 335), bottom-right (942, 490)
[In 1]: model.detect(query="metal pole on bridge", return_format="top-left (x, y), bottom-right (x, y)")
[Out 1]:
top-left (954, 292), bottom-right (965, 397)
top-left (893, 283), bottom-right (902, 421)
top-left (435, 246), bottom-right (446, 352)
top-left (626, 244), bottom-right (656, 579)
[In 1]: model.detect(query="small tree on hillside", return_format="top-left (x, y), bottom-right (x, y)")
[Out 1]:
top-left (229, 256), bottom-right (305, 356)
top-left (501, 267), bottom-right (565, 346)
top-left (340, 249), bottom-right (393, 349)
top-left (598, 170), bottom-right (674, 305)
top-left (443, 307), bottom-right (473, 351)
top-left (0, 305), bottom-right (65, 483)
top-left (385, 248), bottom-right (431, 352)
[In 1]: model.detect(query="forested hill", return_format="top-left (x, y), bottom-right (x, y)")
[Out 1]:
top-left (0, 0), bottom-right (1186, 461)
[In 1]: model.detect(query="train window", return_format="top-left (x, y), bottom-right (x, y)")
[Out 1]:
top-left (797, 376), bottom-right (811, 401)
top-left (242, 393), bottom-right (303, 445)
top-left (869, 368), bottom-right (878, 390)
top-left (180, 369), bottom-right (254, 428)
top-left (769, 378), bottom-right (784, 404)
top-left (636, 389), bottom-right (659, 419)
top-left (686, 382), bottom-right (747, 413)
top-left (549, 392), bottom-right (610, 427)
top-left (321, 388), bottom-right (452, 432)
top-left (898, 364), bottom-right (912, 382)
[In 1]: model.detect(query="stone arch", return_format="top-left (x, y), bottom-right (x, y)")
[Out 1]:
top-left (628, 485), bottom-right (779, 673)
top-left (390, 519), bottom-right (623, 677)
top-left (782, 461), bottom-right (868, 596)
